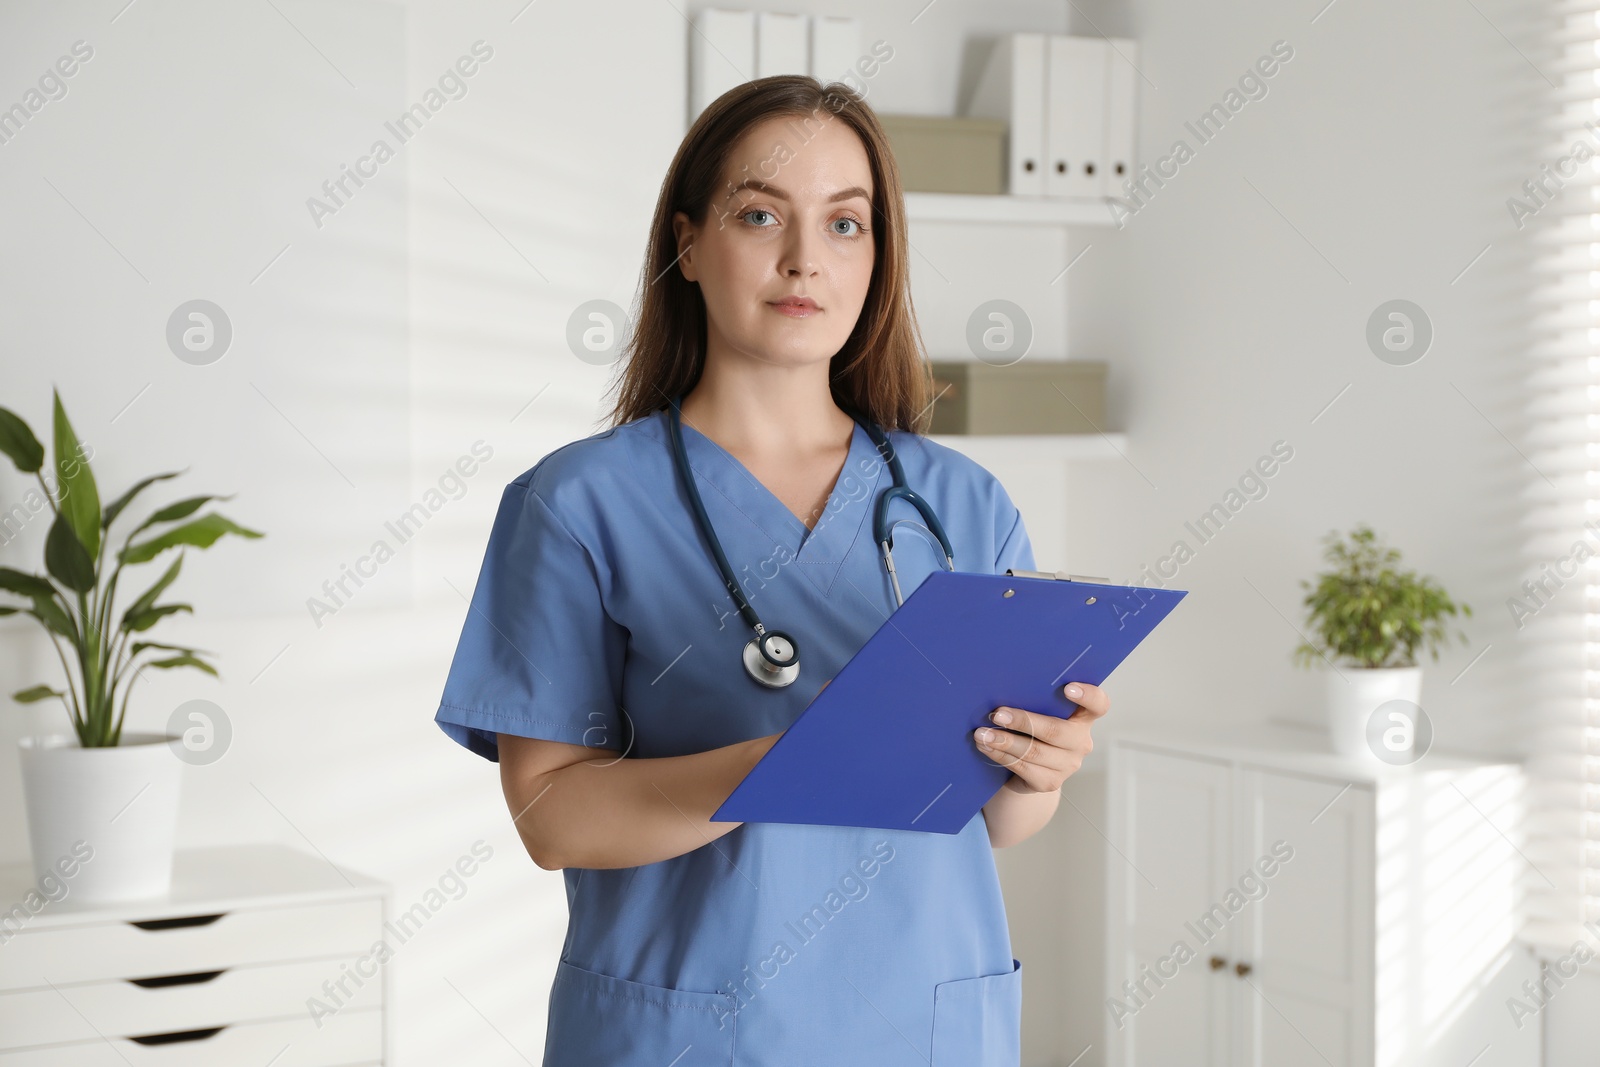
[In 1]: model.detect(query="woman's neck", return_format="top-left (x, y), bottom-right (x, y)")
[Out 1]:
top-left (676, 360), bottom-right (855, 457)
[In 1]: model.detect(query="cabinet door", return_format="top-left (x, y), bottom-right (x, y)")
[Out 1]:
top-left (1233, 768), bottom-right (1375, 1067)
top-left (1107, 745), bottom-right (1234, 1067)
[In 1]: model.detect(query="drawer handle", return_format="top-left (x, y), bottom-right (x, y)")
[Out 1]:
top-left (128, 969), bottom-right (227, 989)
top-left (128, 913), bottom-right (227, 931)
top-left (129, 1026), bottom-right (227, 1046)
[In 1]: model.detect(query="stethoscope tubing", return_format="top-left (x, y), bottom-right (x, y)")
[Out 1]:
top-left (666, 393), bottom-right (955, 686)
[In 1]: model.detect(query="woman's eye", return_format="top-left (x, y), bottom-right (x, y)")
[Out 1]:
top-left (831, 216), bottom-right (862, 237)
top-left (742, 209), bottom-right (776, 227)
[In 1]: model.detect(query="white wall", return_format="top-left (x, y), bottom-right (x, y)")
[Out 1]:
top-left (0, 0), bottom-right (1570, 1063)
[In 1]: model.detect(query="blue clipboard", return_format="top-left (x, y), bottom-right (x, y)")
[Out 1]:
top-left (712, 570), bottom-right (1187, 835)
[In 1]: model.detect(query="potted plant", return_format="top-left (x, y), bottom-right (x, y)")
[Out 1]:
top-left (0, 391), bottom-right (261, 902)
top-left (1293, 524), bottom-right (1471, 761)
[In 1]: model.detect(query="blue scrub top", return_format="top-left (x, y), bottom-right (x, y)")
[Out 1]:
top-left (435, 405), bottom-right (1037, 1066)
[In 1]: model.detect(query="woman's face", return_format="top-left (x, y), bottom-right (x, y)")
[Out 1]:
top-left (673, 113), bottom-right (877, 371)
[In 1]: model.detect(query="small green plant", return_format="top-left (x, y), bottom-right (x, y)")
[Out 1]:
top-left (0, 390), bottom-right (263, 747)
top-left (1293, 524), bottom-right (1471, 670)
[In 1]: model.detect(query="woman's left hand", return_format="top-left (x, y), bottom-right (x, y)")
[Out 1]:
top-left (974, 682), bottom-right (1109, 795)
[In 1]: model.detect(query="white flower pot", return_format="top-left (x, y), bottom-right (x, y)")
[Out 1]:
top-left (17, 733), bottom-right (183, 903)
top-left (1325, 666), bottom-right (1423, 761)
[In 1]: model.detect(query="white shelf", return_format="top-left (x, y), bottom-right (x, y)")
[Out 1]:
top-left (928, 431), bottom-right (1129, 460)
top-left (904, 191), bottom-right (1118, 226)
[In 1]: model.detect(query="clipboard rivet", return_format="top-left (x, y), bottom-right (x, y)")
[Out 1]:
top-left (1086, 596), bottom-right (1097, 604)
top-left (1003, 589), bottom-right (1014, 598)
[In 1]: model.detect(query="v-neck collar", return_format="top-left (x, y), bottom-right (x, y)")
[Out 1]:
top-left (668, 408), bottom-right (885, 591)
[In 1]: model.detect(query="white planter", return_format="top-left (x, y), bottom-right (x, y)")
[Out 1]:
top-left (17, 732), bottom-right (183, 903)
top-left (1325, 666), bottom-right (1423, 762)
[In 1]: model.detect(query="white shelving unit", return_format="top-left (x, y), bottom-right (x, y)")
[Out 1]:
top-left (904, 191), bottom-right (1119, 226)
top-left (0, 844), bottom-right (390, 1066)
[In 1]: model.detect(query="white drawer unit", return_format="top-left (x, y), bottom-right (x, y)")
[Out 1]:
top-left (0, 844), bottom-right (389, 1066)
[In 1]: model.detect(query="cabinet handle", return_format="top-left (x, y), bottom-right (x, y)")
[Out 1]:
top-left (1235, 962), bottom-right (1253, 977)
top-left (129, 1026), bottom-right (227, 1046)
top-left (128, 912), bottom-right (227, 931)
top-left (128, 969), bottom-right (227, 989)
top-left (1209, 956), bottom-right (1227, 971)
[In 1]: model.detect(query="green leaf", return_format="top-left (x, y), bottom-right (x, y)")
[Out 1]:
top-left (52, 390), bottom-right (100, 559)
top-left (0, 607), bottom-right (19, 616)
top-left (12, 685), bottom-right (64, 704)
top-left (130, 640), bottom-right (211, 657)
top-left (0, 568), bottom-right (56, 600)
top-left (0, 406), bottom-right (44, 473)
top-left (44, 513), bottom-right (96, 593)
top-left (26, 599), bottom-right (76, 639)
top-left (121, 555), bottom-right (182, 631)
top-left (124, 603), bottom-right (192, 632)
top-left (102, 471), bottom-right (183, 530)
top-left (143, 654), bottom-right (217, 677)
top-left (122, 513), bottom-right (262, 565)
top-left (140, 495), bottom-right (224, 528)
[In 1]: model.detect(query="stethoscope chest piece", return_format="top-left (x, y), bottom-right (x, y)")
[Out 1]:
top-left (743, 628), bottom-right (800, 689)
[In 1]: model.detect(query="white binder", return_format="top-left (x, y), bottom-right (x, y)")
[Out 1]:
top-left (810, 16), bottom-right (861, 87)
top-left (691, 9), bottom-right (754, 120)
top-left (1103, 38), bottom-right (1139, 193)
top-left (755, 12), bottom-right (809, 78)
top-left (967, 33), bottom-right (1047, 196)
top-left (1045, 35), bottom-right (1107, 198)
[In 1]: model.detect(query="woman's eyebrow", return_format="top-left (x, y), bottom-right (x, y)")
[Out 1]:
top-left (725, 178), bottom-right (872, 204)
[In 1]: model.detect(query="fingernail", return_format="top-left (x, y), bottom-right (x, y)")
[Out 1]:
top-left (992, 709), bottom-right (1012, 725)
top-left (976, 728), bottom-right (994, 744)
top-left (1066, 684), bottom-right (1082, 700)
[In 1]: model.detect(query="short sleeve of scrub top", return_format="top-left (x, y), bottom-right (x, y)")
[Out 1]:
top-left (434, 473), bottom-right (628, 761)
top-left (434, 410), bottom-right (1038, 1067)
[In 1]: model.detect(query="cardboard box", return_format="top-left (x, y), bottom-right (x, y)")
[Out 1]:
top-left (879, 115), bottom-right (1007, 195)
top-left (927, 360), bottom-right (1108, 434)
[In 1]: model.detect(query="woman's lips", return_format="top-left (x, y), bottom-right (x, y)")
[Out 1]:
top-left (769, 299), bottom-right (819, 317)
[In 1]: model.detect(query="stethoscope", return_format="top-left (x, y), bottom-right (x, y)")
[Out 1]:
top-left (666, 393), bottom-right (956, 689)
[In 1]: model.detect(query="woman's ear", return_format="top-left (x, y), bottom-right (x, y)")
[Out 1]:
top-left (670, 211), bottom-right (697, 283)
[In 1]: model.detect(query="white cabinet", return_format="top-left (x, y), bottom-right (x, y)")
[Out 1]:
top-left (0, 844), bottom-right (388, 1065)
top-left (1099, 726), bottom-right (1536, 1067)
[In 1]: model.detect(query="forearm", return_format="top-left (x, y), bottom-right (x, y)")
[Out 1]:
top-left (982, 782), bottom-right (1061, 848)
top-left (514, 734), bottom-right (780, 870)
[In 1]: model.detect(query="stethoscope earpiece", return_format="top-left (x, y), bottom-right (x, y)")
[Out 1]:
top-left (667, 393), bottom-right (953, 692)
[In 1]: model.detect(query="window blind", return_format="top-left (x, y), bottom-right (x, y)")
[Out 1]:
top-left (1521, 1), bottom-right (1600, 949)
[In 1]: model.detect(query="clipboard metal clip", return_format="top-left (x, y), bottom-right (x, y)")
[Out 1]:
top-left (1006, 568), bottom-right (1110, 584)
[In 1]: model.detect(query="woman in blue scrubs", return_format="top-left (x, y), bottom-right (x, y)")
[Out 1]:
top-left (434, 73), bottom-right (1110, 1065)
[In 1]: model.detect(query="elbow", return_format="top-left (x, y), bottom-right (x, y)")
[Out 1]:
top-left (521, 827), bottom-right (568, 871)
top-left (525, 838), bottom-right (567, 871)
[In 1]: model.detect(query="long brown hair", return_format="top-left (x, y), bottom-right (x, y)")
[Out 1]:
top-left (602, 74), bottom-right (933, 433)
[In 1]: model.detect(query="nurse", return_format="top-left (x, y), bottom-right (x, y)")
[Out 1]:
top-left (434, 73), bottom-right (1111, 1065)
